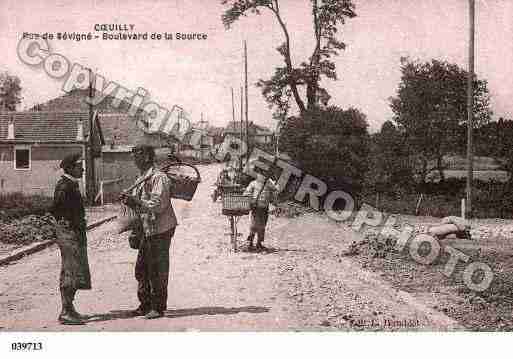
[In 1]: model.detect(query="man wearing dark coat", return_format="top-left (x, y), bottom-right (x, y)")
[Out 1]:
top-left (52, 153), bottom-right (91, 325)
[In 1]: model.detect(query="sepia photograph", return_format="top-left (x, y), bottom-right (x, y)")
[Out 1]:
top-left (0, 0), bottom-right (513, 356)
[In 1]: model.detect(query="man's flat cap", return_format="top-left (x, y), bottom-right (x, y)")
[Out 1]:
top-left (59, 153), bottom-right (83, 169)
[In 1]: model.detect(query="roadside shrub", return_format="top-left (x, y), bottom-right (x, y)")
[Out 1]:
top-left (0, 214), bottom-right (57, 245)
top-left (362, 179), bottom-right (513, 219)
top-left (419, 178), bottom-right (466, 195)
top-left (0, 192), bottom-right (53, 221)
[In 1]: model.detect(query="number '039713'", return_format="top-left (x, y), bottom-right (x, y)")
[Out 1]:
top-left (11, 342), bottom-right (43, 351)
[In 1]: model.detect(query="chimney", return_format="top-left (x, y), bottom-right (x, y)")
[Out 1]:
top-left (76, 120), bottom-right (84, 141)
top-left (7, 118), bottom-right (14, 140)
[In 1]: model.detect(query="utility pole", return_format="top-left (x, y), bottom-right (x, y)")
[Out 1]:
top-left (232, 86), bottom-right (241, 170)
top-left (197, 113), bottom-right (209, 162)
top-left (240, 86), bottom-right (244, 170)
top-left (466, 0), bottom-right (475, 219)
top-left (200, 112), bottom-right (204, 161)
top-left (231, 87), bottom-right (235, 123)
top-left (1, 81), bottom-right (6, 112)
top-left (244, 40), bottom-right (249, 163)
top-left (276, 120), bottom-right (280, 157)
top-left (87, 68), bottom-right (96, 205)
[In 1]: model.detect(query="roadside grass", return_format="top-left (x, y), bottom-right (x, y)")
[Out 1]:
top-left (363, 178), bottom-right (513, 219)
top-left (444, 155), bottom-right (503, 171)
top-left (444, 170), bottom-right (509, 182)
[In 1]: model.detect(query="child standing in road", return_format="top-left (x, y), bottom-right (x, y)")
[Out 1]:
top-left (243, 173), bottom-right (278, 251)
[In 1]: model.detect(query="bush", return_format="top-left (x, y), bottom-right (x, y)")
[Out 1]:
top-left (279, 106), bottom-right (370, 196)
top-left (362, 180), bottom-right (513, 219)
top-left (0, 192), bottom-right (53, 221)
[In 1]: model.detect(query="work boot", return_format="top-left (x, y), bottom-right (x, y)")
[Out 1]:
top-left (70, 304), bottom-right (88, 320)
top-left (246, 240), bottom-right (254, 251)
top-left (58, 311), bottom-right (84, 325)
top-left (132, 305), bottom-right (151, 317)
top-left (144, 310), bottom-right (163, 319)
top-left (255, 242), bottom-right (267, 252)
top-left (66, 289), bottom-right (86, 319)
top-left (246, 234), bottom-right (255, 251)
top-left (59, 289), bottom-right (84, 325)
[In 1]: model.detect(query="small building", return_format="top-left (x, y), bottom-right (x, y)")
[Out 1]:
top-left (97, 112), bottom-right (172, 202)
top-left (223, 121), bottom-right (256, 141)
top-left (29, 89), bottom-right (176, 203)
top-left (0, 112), bottom-right (103, 197)
top-left (223, 121), bottom-right (274, 145)
top-left (252, 123), bottom-right (274, 144)
top-left (178, 127), bottom-right (217, 161)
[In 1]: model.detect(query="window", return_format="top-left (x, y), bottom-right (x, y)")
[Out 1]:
top-left (14, 146), bottom-right (31, 170)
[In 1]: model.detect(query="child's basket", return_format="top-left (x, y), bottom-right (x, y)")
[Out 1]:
top-left (161, 162), bottom-right (201, 201)
top-left (222, 193), bottom-right (252, 216)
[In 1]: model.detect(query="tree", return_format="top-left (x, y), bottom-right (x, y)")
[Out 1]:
top-left (0, 72), bottom-right (22, 111)
top-left (389, 58), bottom-right (492, 184)
top-left (366, 120), bottom-right (413, 194)
top-left (476, 117), bottom-right (513, 185)
top-left (279, 106), bottom-right (370, 194)
top-left (221, 0), bottom-right (356, 120)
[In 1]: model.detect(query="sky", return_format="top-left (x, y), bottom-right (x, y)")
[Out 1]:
top-left (1, 0), bottom-right (512, 132)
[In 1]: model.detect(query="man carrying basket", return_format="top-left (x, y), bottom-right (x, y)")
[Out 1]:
top-left (243, 172), bottom-right (278, 251)
top-left (120, 144), bottom-right (177, 319)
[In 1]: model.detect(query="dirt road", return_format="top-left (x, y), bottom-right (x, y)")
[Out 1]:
top-left (0, 164), bottom-right (461, 331)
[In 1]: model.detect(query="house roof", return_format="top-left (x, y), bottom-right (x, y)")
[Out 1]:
top-left (207, 126), bottom-right (224, 137)
top-left (29, 89), bottom-right (180, 149)
top-left (98, 113), bottom-right (172, 149)
top-left (30, 88), bottom-right (141, 114)
top-left (252, 124), bottom-right (273, 135)
top-left (224, 121), bottom-right (273, 136)
top-left (0, 112), bottom-right (92, 143)
top-left (224, 121), bottom-right (257, 135)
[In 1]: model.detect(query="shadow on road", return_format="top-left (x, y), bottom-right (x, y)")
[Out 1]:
top-left (85, 310), bottom-right (134, 322)
top-left (85, 306), bottom-right (270, 323)
top-left (164, 306), bottom-right (270, 318)
top-left (238, 246), bottom-right (307, 255)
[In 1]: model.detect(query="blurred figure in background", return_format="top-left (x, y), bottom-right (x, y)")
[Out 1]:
top-left (243, 172), bottom-right (278, 251)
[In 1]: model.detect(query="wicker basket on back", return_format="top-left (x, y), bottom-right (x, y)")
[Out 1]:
top-left (161, 162), bottom-right (201, 201)
top-left (115, 161), bottom-right (201, 234)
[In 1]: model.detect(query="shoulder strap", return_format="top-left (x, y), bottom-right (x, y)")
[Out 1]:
top-left (255, 176), bottom-right (270, 202)
top-left (122, 169), bottom-right (154, 195)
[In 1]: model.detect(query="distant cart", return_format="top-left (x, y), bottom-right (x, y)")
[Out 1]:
top-left (211, 169), bottom-right (243, 202)
top-left (221, 193), bottom-right (252, 252)
top-left (212, 168), bottom-right (253, 251)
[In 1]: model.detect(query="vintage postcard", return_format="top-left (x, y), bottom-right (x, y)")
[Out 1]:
top-left (1, 0), bottom-right (513, 352)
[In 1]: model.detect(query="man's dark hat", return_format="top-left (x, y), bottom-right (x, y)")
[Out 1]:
top-left (59, 153), bottom-right (82, 169)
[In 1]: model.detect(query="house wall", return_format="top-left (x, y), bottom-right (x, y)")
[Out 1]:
top-left (99, 147), bottom-right (176, 203)
top-left (179, 148), bottom-right (216, 161)
top-left (254, 135), bottom-right (273, 144)
top-left (100, 152), bottom-right (139, 202)
top-left (0, 145), bottom-right (84, 196)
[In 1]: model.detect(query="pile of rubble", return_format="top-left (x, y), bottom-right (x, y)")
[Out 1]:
top-left (341, 229), bottom-right (399, 258)
top-left (469, 224), bottom-right (513, 241)
top-left (0, 214), bottom-right (58, 245)
top-left (343, 222), bottom-right (436, 259)
top-left (271, 201), bottom-right (317, 218)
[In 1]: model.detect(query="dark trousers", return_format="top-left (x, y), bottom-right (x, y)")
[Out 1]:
top-left (247, 207), bottom-right (269, 244)
top-left (135, 228), bottom-right (174, 313)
